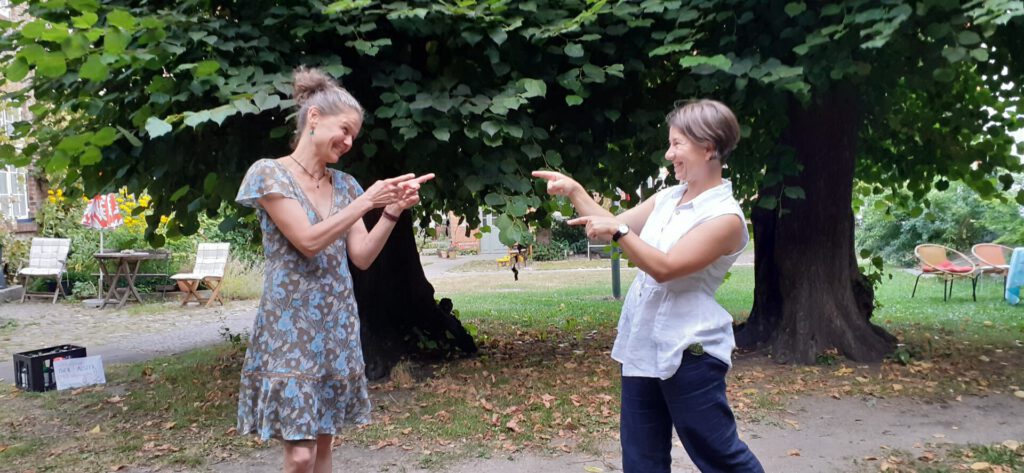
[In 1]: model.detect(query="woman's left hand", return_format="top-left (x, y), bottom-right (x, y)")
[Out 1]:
top-left (567, 215), bottom-right (620, 243)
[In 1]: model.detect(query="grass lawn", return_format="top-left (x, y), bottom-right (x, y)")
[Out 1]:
top-left (1, 265), bottom-right (1022, 472)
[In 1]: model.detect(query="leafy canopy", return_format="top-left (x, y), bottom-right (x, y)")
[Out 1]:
top-left (1, 0), bottom-right (1021, 245)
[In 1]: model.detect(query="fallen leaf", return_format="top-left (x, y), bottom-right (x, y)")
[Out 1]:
top-left (89, 425), bottom-right (102, 434)
top-left (1002, 440), bottom-right (1019, 450)
top-left (787, 449), bottom-right (801, 457)
top-left (917, 451), bottom-right (936, 462)
top-left (584, 467), bottom-right (604, 473)
top-left (1014, 391), bottom-right (1024, 399)
top-left (162, 422), bottom-right (176, 430)
top-left (971, 462), bottom-right (991, 470)
top-left (933, 433), bottom-right (945, 438)
top-left (109, 465), bottom-right (127, 471)
top-left (105, 396), bottom-right (124, 404)
top-left (784, 419), bottom-right (800, 429)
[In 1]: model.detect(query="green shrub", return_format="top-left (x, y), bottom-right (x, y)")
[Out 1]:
top-left (857, 181), bottom-right (1021, 266)
top-left (532, 240), bottom-right (570, 261)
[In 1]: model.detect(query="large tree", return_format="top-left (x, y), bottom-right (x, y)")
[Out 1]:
top-left (2, 0), bottom-right (1021, 370)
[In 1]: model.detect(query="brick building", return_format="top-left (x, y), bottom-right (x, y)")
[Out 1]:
top-left (1, 0), bottom-right (46, 234)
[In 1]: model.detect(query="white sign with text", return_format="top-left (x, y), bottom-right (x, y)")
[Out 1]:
top-left (53, 355), bottom-right (106, 390)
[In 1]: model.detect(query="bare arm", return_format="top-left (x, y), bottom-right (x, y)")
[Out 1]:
top-left (259, 194), bottom-right (373, 259)
top-left (570, 214), bottom-right (744, 284)
top-left (532, 170), bottom-right (656, 234)
top-left (258, 173), bottom-right (428, 260)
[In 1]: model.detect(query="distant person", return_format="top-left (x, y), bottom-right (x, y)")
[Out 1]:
top-left (533, 99), bottom-right (763, 472)
top-left (235, 65), bottom-right (433, 473)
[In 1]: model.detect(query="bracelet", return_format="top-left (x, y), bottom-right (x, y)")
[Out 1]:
top-left (382, 210), bottom-right (400, 222)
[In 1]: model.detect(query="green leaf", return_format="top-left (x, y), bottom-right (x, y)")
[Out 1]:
top-left (183, 110), bottom-right (211, 127)
top-left (37, 52), bottom-right (67, 78)
top-left (79, 55), bottom-right (109, 81)
top-left (203, 173), bottom-right (219, 194)
top-left (484, 193), bottom-right (505, 206)
top-left (194, 60), bottom-right (220, 77)
top-left (21, 20), bottom-right (45, 39)
top-left (521, 79), bottom-right (547, 98)
top-left (783, 186), bottom-right (806, 199)
top-left (464, 175), bottom-right (484, 192)
top-left (489, 28), bottom-right (507, 46)
top-left (209, 104), bottom-right (237, 125)
top-left (145, 116), bottom-right (172, 138)
top-left (68, 0), bottom-right (100, 13)
top-left (969, 48), bottom-right (989, 62)
top-left (104, 29), bottom-right (130, 54)
top-left (232, 99), bottom-right (259, 115)
top-left (79, 145), bottom-right (102, 165)
top-left (566, 95), bottom-right (583, 106)
top-left (72, 12), bottom-right (99, 28)
top-left (91, 127), bottom-right (118, 146)
top-left (432, 128), bottom-right (450, 141)
top-left (757, 195), bottom-right (778, 210)
top-left (679, 54), bottom-right (732, 72)
top-left (784, 2), bottom-right (806, 17)
top-left (564, 43), bottom-right (584, 58)
top-left (481, 121), bottom-right (500, 137)
top-left (106, 10), bottom-right (136, 30)
top-left (170, 185), bottom-right (190, 202)
top-left (0, 144), bottom-right (16, 162)
top-left (4, 58), bottom-right (29, 82)
top-left (116, 126), bottom-right (142, 147)
top-left (252, 92), bottom-right (281, 111)
top-left (932, 68), bottom-right (955, 82)
top-left (957, 30), bottom-right (981, 46)
top-left (322, 64), bottom-right (351, 77)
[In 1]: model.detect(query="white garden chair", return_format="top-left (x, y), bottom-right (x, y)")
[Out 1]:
top-left (171, 242), bottom-right (230, 307)
top-left (19, 237), bottom-right (72, 304)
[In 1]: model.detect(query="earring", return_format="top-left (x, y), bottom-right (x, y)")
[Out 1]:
top-left (309, 128), bottom-right (315, 136)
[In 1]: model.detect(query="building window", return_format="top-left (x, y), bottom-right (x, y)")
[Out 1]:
top-left (0, 165), bottom-right (30, 220)
top-left (1, 105), bottom-right (22, 136)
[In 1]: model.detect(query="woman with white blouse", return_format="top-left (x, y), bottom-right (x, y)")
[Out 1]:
top-left (533, 99), bottom-right (763, 473)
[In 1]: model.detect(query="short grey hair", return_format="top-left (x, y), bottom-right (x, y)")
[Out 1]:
top-left (665, 99), bottom-right (740, 165)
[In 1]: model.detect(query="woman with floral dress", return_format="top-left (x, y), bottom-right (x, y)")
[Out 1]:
top-left (235, 66), bottom-right (432, 473)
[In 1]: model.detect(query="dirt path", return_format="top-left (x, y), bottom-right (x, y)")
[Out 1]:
top-left (119, 394), bottom-right (1023, 473)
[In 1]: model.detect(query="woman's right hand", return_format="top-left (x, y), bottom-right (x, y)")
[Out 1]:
top-left (532, 170), bottom-right (582, 197)
top-left (358, 174), bottom-right (422, 209)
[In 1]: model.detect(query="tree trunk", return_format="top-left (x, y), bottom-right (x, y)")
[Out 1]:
top-left (350, 209), bottom-right (477, 380)
top-left (735, 90), bottom-right (896, 363)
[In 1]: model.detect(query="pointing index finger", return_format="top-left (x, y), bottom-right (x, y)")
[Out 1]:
top-left (566, 217), bottom-right (590, 226)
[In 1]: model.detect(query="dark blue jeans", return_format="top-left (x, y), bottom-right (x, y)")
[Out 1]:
top-left (620, 353), bottom-right (764, 473)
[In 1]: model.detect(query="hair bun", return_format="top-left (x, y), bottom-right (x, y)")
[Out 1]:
top-left (292, 66), bottom-right (338, 107)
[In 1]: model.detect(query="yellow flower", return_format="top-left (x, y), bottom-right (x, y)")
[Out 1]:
top-left (47, 189), bottom-right (54, 195)
top-left (56, 189), bottom-right (63, 197)
top-left (81, 196), bottom-right (89, 203)
top-left (159, 215), bottom-right (170, 224)
top-left (48, 196), bottom-right (56, 203)
top-left (116, 197), bottom-right (125, 203)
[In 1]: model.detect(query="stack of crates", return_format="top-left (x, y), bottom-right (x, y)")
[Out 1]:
top-left (12, 345), bottom-right (87, 392)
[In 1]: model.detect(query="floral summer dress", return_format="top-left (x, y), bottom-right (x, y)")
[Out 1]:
top-left (235, 158), bottom-right (371, 441)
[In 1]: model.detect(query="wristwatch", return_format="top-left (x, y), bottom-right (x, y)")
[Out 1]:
top-left (612, 223), bottom-right (630, 242)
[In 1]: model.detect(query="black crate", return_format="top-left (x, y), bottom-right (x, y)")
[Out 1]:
top-left (12, 345), bottom-right (87, 392)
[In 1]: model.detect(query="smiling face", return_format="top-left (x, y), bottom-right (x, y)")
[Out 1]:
top-left (308, 107), bottom-right (363, 164)
top-left (665, 126), bottom-right (714, 183)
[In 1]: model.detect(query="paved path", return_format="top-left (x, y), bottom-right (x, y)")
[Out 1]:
top-left (0, 253), bottom-right (495, 386)
top-left (0, 250), bottom-right (753, 387)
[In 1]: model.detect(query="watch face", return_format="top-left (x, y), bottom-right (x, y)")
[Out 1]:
top-left (619, 224), bottom-right (630, 235)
